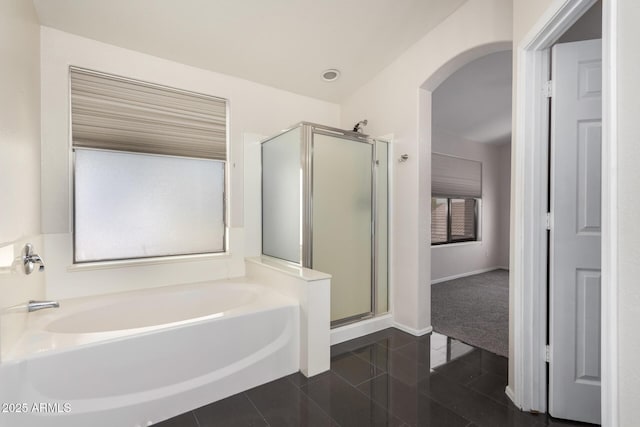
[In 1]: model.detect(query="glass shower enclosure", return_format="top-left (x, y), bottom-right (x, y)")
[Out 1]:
top-left (261, 122), bottom-right (388, 326)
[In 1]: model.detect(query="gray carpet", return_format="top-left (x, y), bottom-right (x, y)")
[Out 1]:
top-left (431, 269), bottom-right (509, 357)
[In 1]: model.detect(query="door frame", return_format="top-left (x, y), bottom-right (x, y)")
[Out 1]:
top-left (511, 0), bottom-right (617, 425)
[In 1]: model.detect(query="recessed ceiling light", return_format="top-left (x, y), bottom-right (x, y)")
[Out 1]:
top-left (321, 69), bottom-right (340, 82)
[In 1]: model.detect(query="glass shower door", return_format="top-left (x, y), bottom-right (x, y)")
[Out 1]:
top-left (261, 127), bottom-right (301, 263)
top-left (312, 132), bottom-right (373, 324)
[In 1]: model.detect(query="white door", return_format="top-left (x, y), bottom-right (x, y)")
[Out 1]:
top-left (549, 39), bottom-right (602, 424)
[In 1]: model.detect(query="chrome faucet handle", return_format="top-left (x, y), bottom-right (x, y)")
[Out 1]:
top-left (23, 243), bottom-right (45, 275)
top-left (32, 255), bottom-right (45, 272)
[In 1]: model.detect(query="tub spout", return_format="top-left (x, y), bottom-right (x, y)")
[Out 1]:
top-left (28, 300), bottom-right (60, 312)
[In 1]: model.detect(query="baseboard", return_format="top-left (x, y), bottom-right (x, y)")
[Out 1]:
top-left (330, 314), bottom-right (394, 345)
top-left (392, 322), bottom-right (433, 337)
top-left (431, 266), bottom-right (504, 284)
top-left (497, 266), bottom-right (510, 271)
top-left (505, 385), bottom-right (519, 408)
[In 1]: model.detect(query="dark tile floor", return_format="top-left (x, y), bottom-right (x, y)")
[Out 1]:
top-left (155, 328), bottom-right (594, 427)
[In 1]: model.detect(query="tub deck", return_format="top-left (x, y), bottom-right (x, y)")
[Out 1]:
top-left (0, 278), bottom-right (300, 427)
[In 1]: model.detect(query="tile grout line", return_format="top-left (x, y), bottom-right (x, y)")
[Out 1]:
top-left (435, 358), bottom-right (511, 410)
top-left (285, 374), bottom-right (301, 389)
top-left (286, 371), bottom-right (327, 389)
top-left (330, 367), bottom-right (368, 390)
top-left (388, 337), bottom-right (424, 352)
top-left (350, 348), bottom-right (379, 366)
top-left (190, 410), bottom-right (201, 427)
top-left (420, 372), bottom-right (531, 427)
top-left (349, 342), bottom-right (435, 388)
top-left (465, 375), bottom-right (512, 409)
top-left (243, 391), bottom-right (271, 427)
top-left (326, 368), bottom-right (399, 423)
top-left (334, 347), bottom-right (390, 380)
top-left (350, 368), bottom-right (460, 427)
top-left (437, 350), bottom-right (509, 382)
top-left (296, 379), bottom-right (343, 427)
top-left (352, 370), bottom-right (388, 388)
top-left (335, 369), bottom-right (409, 425)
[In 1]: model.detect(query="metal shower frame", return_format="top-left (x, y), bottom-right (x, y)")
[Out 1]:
top-left (261, 122), bottom-right (388, 326)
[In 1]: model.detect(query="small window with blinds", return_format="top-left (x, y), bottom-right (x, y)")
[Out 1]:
top-left (431, 198), bottom-right (448, 244)
top-left (70, 67), bottom-right (228, 263)
top-left (431, 153), bottom-right (480, 245)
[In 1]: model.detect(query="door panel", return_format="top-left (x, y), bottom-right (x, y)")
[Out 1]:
top-left (312, 133), bottom-right (373, 323)
top-left (575, 269), bottom-right (601, 383)
top-left (549, 39), bottom-right (602, 424)
top-left (577, 122), bottom-right (602, 233)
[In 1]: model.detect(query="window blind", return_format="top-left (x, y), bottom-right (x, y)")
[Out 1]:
top-left (450, 198), bottom-right (476, 240)
top-left (431, 153), bottom-right (482, 198)
top-left (70, 67), bottom-right (227, 160)
top-left (431, 197), bottom-right (448, 243)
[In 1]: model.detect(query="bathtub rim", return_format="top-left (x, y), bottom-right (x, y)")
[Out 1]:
top-left (4, 278), bottom-right (298, 362)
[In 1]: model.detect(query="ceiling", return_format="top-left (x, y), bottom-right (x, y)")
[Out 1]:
top-left (432, 50), bottom-right (513, 145)
top-left (32, 0), bottom-right (467, 103)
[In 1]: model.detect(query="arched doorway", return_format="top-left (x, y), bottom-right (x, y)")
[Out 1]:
top-left (427, 49), bottom-right (512, 359)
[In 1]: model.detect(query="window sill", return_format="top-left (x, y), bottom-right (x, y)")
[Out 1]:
top-left (67, 252), bottom-right (230, 272)
top-left (431, 241), bottom-right (482, 248)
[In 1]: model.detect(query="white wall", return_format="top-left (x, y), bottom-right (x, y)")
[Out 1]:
top-left (340, 0), bottom-right (512, 333)
top-left (0, 0), bottom-right (45, 360)
top-left (497, 142), bottom-right (511, 268)
top-left (430, 129), bottom-right (510, 282)
top-left (615, 0), bottom-right (640, 423)
top-left (40, 27), bottom-right (340, 300)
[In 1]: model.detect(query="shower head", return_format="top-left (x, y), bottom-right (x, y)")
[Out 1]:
top-left (353, 119), bottom-right (368, 133)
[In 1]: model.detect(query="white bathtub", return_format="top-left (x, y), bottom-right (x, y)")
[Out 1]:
top-left (0, 279), bottom-right (300, 427)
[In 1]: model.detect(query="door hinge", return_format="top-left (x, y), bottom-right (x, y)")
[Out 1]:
top-left (545, 212), bottom-right (552, 230)
top-left (545, 345), bottom-right (551, 363)
top-left (545, 80), bottom-right (553, 98)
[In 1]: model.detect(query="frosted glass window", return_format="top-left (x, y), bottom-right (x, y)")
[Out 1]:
top-left (74, 149), bottom-right (225, 262)
top-left (261, 128), bottom-right (301, 263)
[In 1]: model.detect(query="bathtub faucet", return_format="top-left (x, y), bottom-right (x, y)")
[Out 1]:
top-left (27, 300), bottom-right (60, 312)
